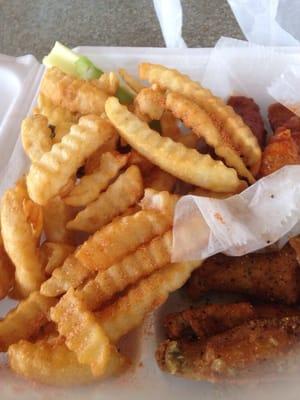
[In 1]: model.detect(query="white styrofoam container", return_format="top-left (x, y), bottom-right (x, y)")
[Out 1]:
top-left (1, 46), bottom-right (300, 400)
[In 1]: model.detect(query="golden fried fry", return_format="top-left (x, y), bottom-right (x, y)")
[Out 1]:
top-left (22, 198), bottom-right (43, 240)
top-left (27, 115), bottom-right (114, 205)
top-left (93, 72), bottom-right (119, 95)
top-left (36, 93), bottom-right (79, 143)
top-left (139, 63), bottom-right (261, 175)
top-left (51, 289), bottom-right (127, 376)
top-left (76, 209), bottom-right (172, 271)
top-left (188, 245), bottom-right (299, 304)
top-left (1, 182), bottom-right (45, 296)
top-left (134, 87), bottom-right (165, 121)
top-left (0, 291), bottom-right (56, 351)
top-left (84, 132), bottom-right (119, 174)
top-left (8, 337), bottom-right (98, 385)
top-left (97, 261), bottom-right (200, 342)
top-left (160, 112), bottom-right (199, 149)
top-left (105, 97), bottom-right (245, 193)
top-left (40, 255), bottom-right (90, 297)
top-left (43, 196), bottom-right (76, 244)
top-left (64, 152), bottom-right (129, 207)
top-left (67, 166), bottom-right (143, 233)
top-left (144, 167), bottom-right (177, 192)
top-left (21, 115), bottom-right (53, 162)
top-left (140, 188), bottom-right (179, 223)
top-left (119, 68), bottom-right (145, 93)
top-left (59, 176), bottom-right (76, 198)
top-left (166, 92), bottom-right (255, 183)
top-left (190, 187), bottom-right (233, 199)
top-left (37, 93), bottom-right (79, 126)
top-left (0, 231), bottom-right (14, 299)
top-left (40, 242), bottom-right (75, 275)
top-left (78, 230), bottom-right (172, 310)
top-left (128, 150), bottom-right (154, 175)
top-left (161, 110), bottom-right (181, 140)
top-left (41, 67), bottom-right (109, 115)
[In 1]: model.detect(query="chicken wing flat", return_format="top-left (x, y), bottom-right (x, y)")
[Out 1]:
top-left (259, 129), bottom-right (300, 176)
top-left (187, 245), bottom-right (300, 304)
top-left (164, 302), bottom-right (300, 340)
top-left (268, 103), bottom-right (300, 134)
top-left (164, 302), bottom-right (255, 340)
top-left (227, 96), bottom-right (266, 148)
top-left (157, 316), bottom-right (300, 382)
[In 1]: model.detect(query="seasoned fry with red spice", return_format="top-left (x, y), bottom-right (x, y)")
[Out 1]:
top-left (227, 96), bottom-right (266, 147)
top-left (260, 129), bottom-right (300, 177)
top-left (156, 316), bottom-right (300, 382)
top-left (187, 245), bottom-right (300, 304)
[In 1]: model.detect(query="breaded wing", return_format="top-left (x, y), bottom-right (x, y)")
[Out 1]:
top-left (157, 316), bottom-right (300, 382)
top-left (187, 245), bottom-right (300, 304)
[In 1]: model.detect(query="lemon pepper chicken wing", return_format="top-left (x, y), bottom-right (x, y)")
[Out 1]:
top-left (157, 316), bottom-right (300, 382)
top-left (164, 302), bottom-right (300, 340)
top-left (187, 245), bottom-right (300, 304)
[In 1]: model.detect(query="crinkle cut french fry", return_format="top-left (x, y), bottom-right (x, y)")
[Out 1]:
top-left (94, 72), bottom-right (119, 95)
top-left (78, 230), bottom-right (172, 310)
top-left (1, 183), bottom-right (45, 297)
top-left (27, 115), bottom-right (114, 205)
top-left (118, 68), bottom-right (145, 94)
top-left (166, 92), bottom-right (255, 183)
top-left (144, 167), bottom-right (177, 193)
top-left (84, 132), bottom-right (119, 174)
top-left (97, 261), bottom-right (201, 343)
top-left (105, 97), bottom-right (245, 193)
top-left (161, 110), bottom-right (181, 140)
top-left (40, 242), bottom-right (75, 275)
top-left (51, 289), bottom-right (127, 376)
top-left (37, 93), bottom-right (79, 126)
top-left (21, 115), bottom-right (53, 162)
top-left (76, 209), bottom-right (172, 272)
top-left (140, 188), bottom-right (179, 223)
top-left (0, 232), bottom-right (14, 300)
top-left (67, 166), bottom-right (143, 233)
top-left (43, 196), bottom-right (76, 245)
top-left (160, 112), bottom-right (199, 149)
top-left (64, 152), bottom-right (129, 207)
top-left (139, 63), bottom-right (261, 175)
top-left (8, 338), bottom-right (98, 386)
top-left (134, 87), bottom-right (165, 121)
top-left (40, 67), bottom-right (109, 115)
top-left (40, 255), bottom-right (91, 297)
top-left (191, 187), bottom-right (233, 199)
top-left (0, 291), bottom-right (56, 351)
top-left (128, 150), bottom-right (154, 175)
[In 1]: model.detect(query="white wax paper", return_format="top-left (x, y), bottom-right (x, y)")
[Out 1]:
top-left (173, 166), bottom-right (300, 261)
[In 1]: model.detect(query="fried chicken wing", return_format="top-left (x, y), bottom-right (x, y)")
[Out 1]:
top-left (259, 129), bottom-right (300, 176)
top-left (165, 302), bottom-right (300, 340)
top-left (227, 96), bottom-right (266, 148)
top-left (268, 103), bottom-right (300, 134)
top-left (157, 316), bottom-right (300, 382)
top-left (187, 245), bottom-right (300, 304)
top-left (164, 302), bottom-right (255, 340)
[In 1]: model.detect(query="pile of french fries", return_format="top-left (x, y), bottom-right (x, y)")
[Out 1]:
top-left (0, 61), bottom-right (262, 386)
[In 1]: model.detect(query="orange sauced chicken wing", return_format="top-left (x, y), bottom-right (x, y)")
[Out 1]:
top-left (259, 129), bottom-right (300, 177)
